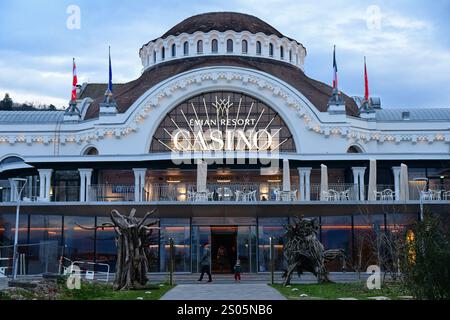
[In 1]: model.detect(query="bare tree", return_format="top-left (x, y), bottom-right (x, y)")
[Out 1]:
top-left (77, 208), bottom-right (158, 290)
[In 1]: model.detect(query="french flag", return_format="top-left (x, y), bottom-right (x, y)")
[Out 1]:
top-left (332, 45), bottom-right (338, 90)
top-left (71, 58), bottom-right (78, 101)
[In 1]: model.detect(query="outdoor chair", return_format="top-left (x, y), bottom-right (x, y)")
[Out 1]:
top-left (443, 191), bottom-right (450, 200)
top-left (340, 189), bottom-right (351, 201)
top-left (290, 190), bottom-right (298, 201)
top-left (322, 189), bottom-right (339, 201)
top-left (377, 189), bottom-right (395, 201)
top-left (273, 188), bottom-right (281, 201)
top-left (429, 189), bottom-right (441, 200)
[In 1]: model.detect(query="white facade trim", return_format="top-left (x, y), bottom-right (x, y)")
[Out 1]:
top-left (139, 30), bottom-right (307, 71)
top-left (0, 67), bottom-right (449, 160)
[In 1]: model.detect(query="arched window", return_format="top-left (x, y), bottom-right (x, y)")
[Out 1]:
top-left (153, 51), bottom-right (157, 63)
top-left (256, 41), bottom-right (262, 55)
top-left (280, 46), bottom-right (284, 59)
top-left (227, 39), bottom-right (233, 53)
top-left (171, 44), bottom-right (176, 57)
top-left (161, 47), bottom-right (165, 60)
top-left (183, 41), bottom-right (189, 55)
top-left (242, 40), bottom-right (248, 54)
top-left (347, 146), bottom-right (363, 153)
top-left (269, 43), bottom-right (274, 57)
top-left (83, 147), bottom-right (99, 156)
top-left (211, 39), bottom-right (218, 53)
top-left (197, 40), bottom-right (203, 54)
top-left (289, 50), bottom-right (292, 62)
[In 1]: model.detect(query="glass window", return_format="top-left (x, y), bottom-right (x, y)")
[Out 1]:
top-left (27, 215), bottom-right (62, 274)
top-left (289, 50), bottom-right (292, 62)
top-left (242, 40), bottom-right (248, 54)
top-left (171, 44), bottom-right (176, 57)
top-left (321, 216), bottom-right (351, 271)
top-left (0, 213), bottom-right (28, 246)
top-left (0, 213), bottom-right (28, 276)
top-left (211, 39), bottom-right (218, 53)
top-left (197, 40), bottom-right (203, 54)
top-left (161, 47), bottom-right (165, 60)
top-left (227, 39), bottom-right (233, 53)
top-left (95, 217), bottom-right (117, 272)
top-left (280, 46), bottom-right (284, 59)
top-left (256, 41), bottom-right (262, 55)
top-left (269, 43), bottom-right (274, 57)
top-left (160, 218), bottom-right (190, 272)
top-left (153, 51), bottom-right (156, 63)
top-left (353, 214), bottom-right (386, 270)
top-left (183, 41), bottom-right (189, 55)
top-left (53, 170), bottom-right (79, 202)
top-left (63, 216), bottom-right (95, 262)
top-left (258, 218), bottom-right (288, 272)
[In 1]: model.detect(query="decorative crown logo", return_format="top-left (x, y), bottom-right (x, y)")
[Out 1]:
top-left (212, 97), bottom-right (233, 116)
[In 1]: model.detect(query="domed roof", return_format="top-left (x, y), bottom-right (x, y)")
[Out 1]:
top-left (161, 12), bottom-right (286, 38)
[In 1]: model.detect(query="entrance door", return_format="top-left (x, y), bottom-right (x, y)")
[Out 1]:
top-left (211, 226), bottom-right (237, 274)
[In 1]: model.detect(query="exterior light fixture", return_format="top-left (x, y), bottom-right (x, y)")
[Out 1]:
top-left (217, 179), bottom-right (231, 183)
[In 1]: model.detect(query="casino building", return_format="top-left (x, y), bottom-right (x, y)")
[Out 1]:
top-left (1, 12), bottom-right (449, 275)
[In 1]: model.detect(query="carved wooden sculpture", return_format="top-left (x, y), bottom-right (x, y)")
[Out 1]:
top-left (282, 217), bottom-right (345, 285)
top-left (77, 208), bottom-right (158, 290)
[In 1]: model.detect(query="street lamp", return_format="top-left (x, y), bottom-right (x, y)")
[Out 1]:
top-left (11, 178), bottom-right (28, 280)
top-left (413, 177), bottom-right (428, 221)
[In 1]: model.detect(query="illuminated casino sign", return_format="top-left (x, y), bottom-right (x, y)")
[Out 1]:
top-left (150, 92), bottom-right (296, 153)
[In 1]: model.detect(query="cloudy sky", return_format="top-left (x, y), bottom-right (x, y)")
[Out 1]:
top-left (0, 0), bottom-right (449, 109)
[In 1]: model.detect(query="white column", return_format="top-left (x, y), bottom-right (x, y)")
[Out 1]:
top-left (305, 169), bottom-right (311, 201)
top-left (352, 167), bottom-right (366, 201)
top-left (133, 168), bottom-right (147, 202)
top-left (392, 166), bottom-right (401, 201)
top-left (78, 169), bottom-right (93, 202)
top-left (297, 168), bottom-right (312, 201)
top-left (38, 169), bottom-right (53, 201)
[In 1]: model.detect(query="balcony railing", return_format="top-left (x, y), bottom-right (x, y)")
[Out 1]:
top-left (1, 183), bottom-right (449, 203)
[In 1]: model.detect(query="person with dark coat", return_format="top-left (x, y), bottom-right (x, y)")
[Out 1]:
top-left (198, 242), bottom-right (212, 282)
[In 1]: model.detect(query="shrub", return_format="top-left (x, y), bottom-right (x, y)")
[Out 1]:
top-left (400, 214), bottom-right (450, 299)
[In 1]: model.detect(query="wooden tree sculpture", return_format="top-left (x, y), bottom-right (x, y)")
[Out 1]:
top-left (77, 208), bottom-right (158, 290)
top-left (282, 217), bottom-right (345, 285)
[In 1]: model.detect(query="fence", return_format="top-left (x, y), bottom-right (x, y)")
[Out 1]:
top-left (2, 182), bottom-right (450, 204)
top-left (0, 241), bottom-right (63, 277)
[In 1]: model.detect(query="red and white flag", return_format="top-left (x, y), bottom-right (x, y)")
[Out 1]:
top-left (364, 56), bottom-right (369, 101)
top-left (71, 58), bottom-right (78, 101)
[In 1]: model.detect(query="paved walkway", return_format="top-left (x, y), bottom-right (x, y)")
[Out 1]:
top-left (161, 283), bottom-right (286, 300)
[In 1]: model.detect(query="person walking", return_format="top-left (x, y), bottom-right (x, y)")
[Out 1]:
top-left (234, 259), bottom-right (242, 283)
top-left (198, 242), bottom-right (212, 282)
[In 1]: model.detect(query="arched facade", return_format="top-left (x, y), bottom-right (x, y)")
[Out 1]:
top-left (149, 91), bottom-right (296, 153)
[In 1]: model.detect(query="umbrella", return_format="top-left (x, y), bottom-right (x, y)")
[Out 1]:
top-left (197, 160), bottom-right (208, 193)
top-left (320, 164), bottom-right (328, 201)
top-left (400, 163), bottom-right (409, 201)
top-left (282, 159), bottom-right (291, 192)
top-left (368, 159), bottom-right (377, 201)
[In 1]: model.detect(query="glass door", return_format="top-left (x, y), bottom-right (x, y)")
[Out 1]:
top-left (237, 226), bottom-right (257, 273)
top-left (192, 226), bottom-right (211, 273)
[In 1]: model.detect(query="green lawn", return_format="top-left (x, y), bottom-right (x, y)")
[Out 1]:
top-left (271, 282), bottom-right (410, 300)
top-left (59, 282), bottom-right (174, 300)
